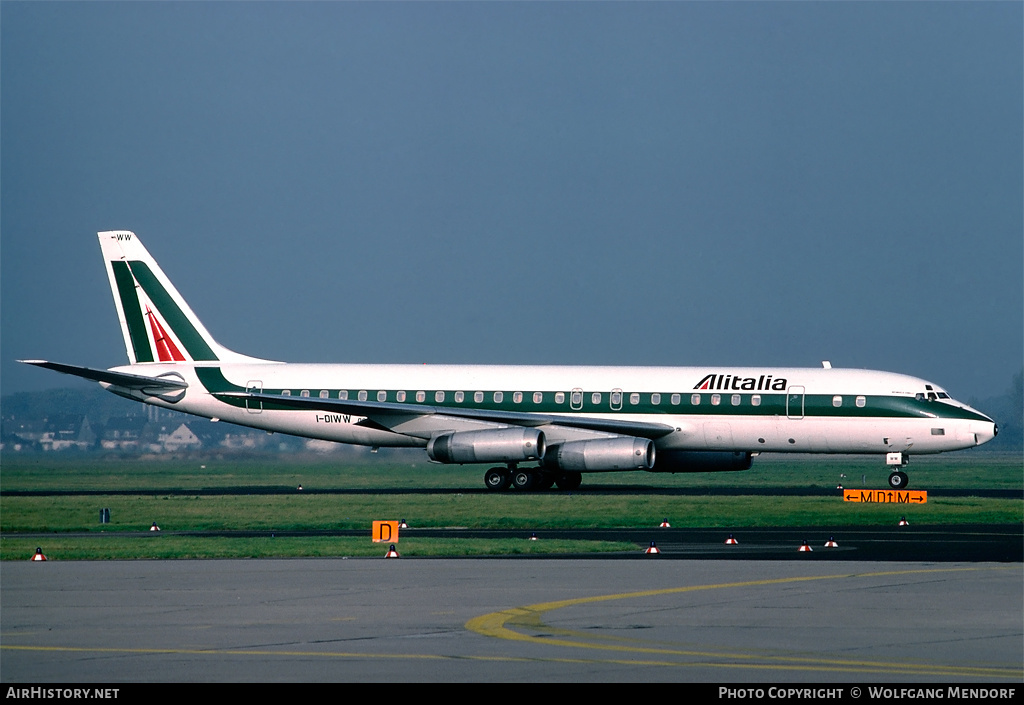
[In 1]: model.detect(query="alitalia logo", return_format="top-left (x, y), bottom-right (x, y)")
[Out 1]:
top-left (694, 373), bottom-right (788, 391)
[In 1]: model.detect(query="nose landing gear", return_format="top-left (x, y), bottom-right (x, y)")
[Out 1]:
top-left (886, 452), bottom-right (910, 489)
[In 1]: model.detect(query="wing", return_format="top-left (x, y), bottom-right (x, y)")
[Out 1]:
top-left (216, 390), bottom-right (676, 440)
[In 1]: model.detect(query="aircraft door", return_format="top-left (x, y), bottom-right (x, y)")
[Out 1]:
top-left (786, 386), bottom-right (805, 420)
top-left (246, 380), bottom-right (263, 414)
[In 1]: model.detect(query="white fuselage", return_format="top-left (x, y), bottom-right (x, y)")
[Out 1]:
top-left (106, 362), bottom-right (997, 461)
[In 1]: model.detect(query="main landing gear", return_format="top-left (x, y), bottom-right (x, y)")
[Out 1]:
top-left (886, 452), bottom-right (910, 489)
top-left (484, 465), bottom-right (582, 492)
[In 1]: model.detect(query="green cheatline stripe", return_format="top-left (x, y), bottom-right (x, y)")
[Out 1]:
top-left (194, 368), bottom-right (987, 422)
top-left (129, 261), bottom-right (218, 361)
top-left (111, 261), bottom-right (153, 363)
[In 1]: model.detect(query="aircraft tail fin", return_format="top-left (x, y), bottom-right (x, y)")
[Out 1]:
top-left (98, 231), bottom-right (269, 365)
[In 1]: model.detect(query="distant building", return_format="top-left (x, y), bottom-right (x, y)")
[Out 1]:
top-left (160, 423), bottom-right (202, 452)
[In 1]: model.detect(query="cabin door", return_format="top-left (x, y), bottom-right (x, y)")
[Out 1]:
top-left (786, 386), bottom-right (805, 420)
top-left (246, 380), bottom-right (263, 414)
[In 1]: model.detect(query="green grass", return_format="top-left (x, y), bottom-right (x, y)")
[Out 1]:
top-left (2, 451), bottom-right (1020, 491)
top-left (2, 492), bottom-right (1021, 534)
top-left (2, 452), bottom-right (1020, 559)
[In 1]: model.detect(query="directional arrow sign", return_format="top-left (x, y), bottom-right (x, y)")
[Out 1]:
top-left (843, 489), bottom-right (928, 504)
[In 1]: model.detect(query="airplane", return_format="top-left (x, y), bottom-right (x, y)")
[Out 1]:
top-left (21, 231), bottom-right (998, 492)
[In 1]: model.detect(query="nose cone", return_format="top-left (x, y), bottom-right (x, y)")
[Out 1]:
top-left (974, 420), bottom-right (998, 446)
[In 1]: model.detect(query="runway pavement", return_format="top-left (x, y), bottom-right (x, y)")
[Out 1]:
top-left (2, 558), bottom-right (1021, 683)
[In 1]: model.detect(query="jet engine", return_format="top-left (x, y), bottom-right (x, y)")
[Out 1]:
top-left (542, 437), bottom-right (655, 472)
top-left (427, 428), bottom-right (546, 464)
top-left (649, 450), bottom-right (752, 473)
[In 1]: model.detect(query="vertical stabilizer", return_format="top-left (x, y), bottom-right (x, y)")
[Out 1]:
top-left (98, 231), bottom-right (269, 365)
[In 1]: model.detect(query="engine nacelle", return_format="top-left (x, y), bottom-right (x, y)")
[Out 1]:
top-left (649, 450), bottom-right (753, 473)
top-left (542, 437), bottom-right (655, 472)
top-left (427, 428), bottom-right (546, 464)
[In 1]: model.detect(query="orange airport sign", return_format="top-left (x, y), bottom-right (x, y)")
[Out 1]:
top-left (844, 489), bottom-right (927, 504)
top-left (372, 520), bottom-right (400, 543)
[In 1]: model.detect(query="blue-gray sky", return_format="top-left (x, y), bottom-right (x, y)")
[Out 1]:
top-left (3, 2), bottom-right (1021, 402)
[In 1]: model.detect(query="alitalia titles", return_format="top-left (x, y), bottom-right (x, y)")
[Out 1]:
top-left (694, 373), bottom-right (788, 392)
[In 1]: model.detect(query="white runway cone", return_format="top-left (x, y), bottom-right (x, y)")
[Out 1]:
top-left (659, 518), bottom-right (671, 528)
top-left (384, 544), bottom-right (400, 558)
top-left (150, 522), bottom-right (160, 532)
top-left (824, 536), bottom-right (839, 547)
top-left (724, 534), bottom-right (738, 545)
top-left (898, 516), bottom-right (910, 526)
top-left (31, 547), bottom-right (47, 561)
top-left (399, 519), bottom-right (409, 529)
top-left (798, 540), bottom-right (813, 552)
top-left (644, 541), bottom-right (660, 554)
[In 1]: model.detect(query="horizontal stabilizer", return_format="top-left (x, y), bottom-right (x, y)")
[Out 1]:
top-left (218, 390), bottom-right (676, 439)
top-left (18, 360), bottom-right (189, 391)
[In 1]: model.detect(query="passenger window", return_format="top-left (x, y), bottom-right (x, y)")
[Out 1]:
top-left (494, 391), bottom-right (504, 403)
top-left (731, 394), bottom-right (740, 406)
top-left (300, 390), bottom-right (310, 397)
top-left (435, 391), bottom-right (445, 403)
top-left (691, 394), bottom-right (700, 405)
top-left (281, 389), bottom-right (291, 396)
top-left (474, 391), bottom-right (484, 403)
top-left (513, 392), bottom-right (523, 403)
top-left (358, 390), bottom-right (368, 401)
top-left (319, 390), bottom-right (329, 399)
top-left (533, 392), bottom-right (543, 404)
top-left (651, 393), bottom-right (661, 405)
top-left (629, 393), bottom-right (640, 405)
top-left (611, 391), bottom-right (622, 406)
top-left (416, 391), bottom-right (426, 402)
top-left (396, 391), bottom-right (406, 402)
top-left (455, 391), bottom-right (464, 403)
top-left (555, 392), bottom-right (565, 404)
top-left (833, 396), bottom-right (842, 407)
top-left (751, 395), bottom-right (761, 406)
top-left (592, 392), bottom-right (602, 404)
top-left (671, 393), bottom-right (680, 405)
top-left (856, 396), bottom-right (866, 408)
top-left (377, 390), bottom-right (387, 402)
top-left (571, 391), bottom-right (582, 406)
top-left (711, 394), bottom-right (721, 406)
top-left (931, 428), bottom-right (945, 435)
top-left (339, 390), bottom-right (348, 400)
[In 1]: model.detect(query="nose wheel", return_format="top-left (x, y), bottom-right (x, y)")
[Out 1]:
top-left (888, 471), bottom-right (909, 490)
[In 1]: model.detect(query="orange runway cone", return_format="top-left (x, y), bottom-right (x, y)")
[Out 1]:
top-left (724, 534), bottom-right (738, 545)
top-left (384, 544), bottom-right (400, 558)
top-left (30, 547), bottom-right (47, 561)
top-left (659, 519), bottom-right (671, 528)
top-left (824, 536), bottom-right (839, 547)
top-left (644, 541), bottom-right (660, 554)
top-left (798, 540), bottom-right (813, 552)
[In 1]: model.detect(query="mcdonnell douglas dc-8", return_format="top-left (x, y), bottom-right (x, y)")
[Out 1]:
top-left (22, 231), bottom-right (998, 491)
